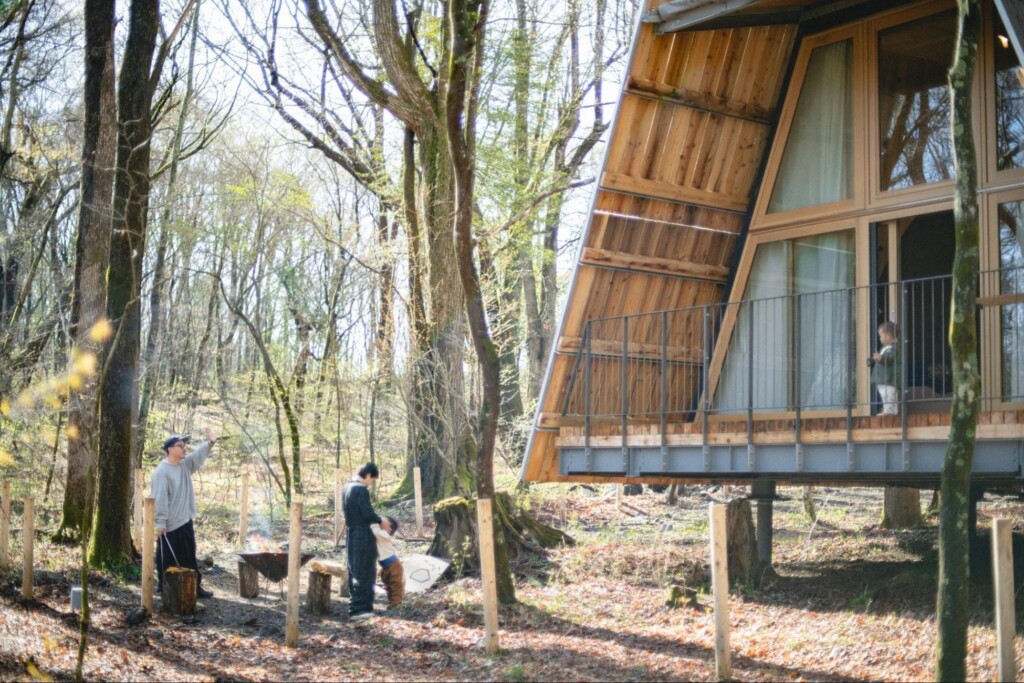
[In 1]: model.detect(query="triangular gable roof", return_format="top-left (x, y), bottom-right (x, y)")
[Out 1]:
top-left (521, 0), bottom-right (804, 483)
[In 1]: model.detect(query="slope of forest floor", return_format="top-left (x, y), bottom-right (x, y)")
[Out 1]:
top-left (1, 484), bottom-right (1024, 681)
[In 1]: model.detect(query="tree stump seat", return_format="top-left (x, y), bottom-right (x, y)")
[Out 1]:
top-left (306, 560), bottom-right (348, 615)
top-left (162, 567), bottom-right (197, 616)
top-left (237, 560), bottom-right (260, 598)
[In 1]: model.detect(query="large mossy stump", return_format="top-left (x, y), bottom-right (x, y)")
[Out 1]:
top-left (162, 567), bottom-right (197, 616)
top-left (427, 492), bottom-right (574, 604)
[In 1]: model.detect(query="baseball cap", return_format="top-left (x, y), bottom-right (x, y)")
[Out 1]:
top-left (162, 434), bottom-right (191, 451)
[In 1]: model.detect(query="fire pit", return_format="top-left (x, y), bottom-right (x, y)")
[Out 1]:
top-left (238, 551), bottom-right (315, 583)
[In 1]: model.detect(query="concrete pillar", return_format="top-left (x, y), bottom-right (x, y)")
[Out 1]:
top-left (751, 479), bottom-right (776, 564)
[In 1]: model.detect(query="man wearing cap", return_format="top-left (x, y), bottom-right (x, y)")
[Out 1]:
top-left (152, 427), bottom-right (218, 598)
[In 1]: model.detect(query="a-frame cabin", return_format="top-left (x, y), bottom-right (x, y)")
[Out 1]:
top-left (522, 0), bottom-right (1024, 499)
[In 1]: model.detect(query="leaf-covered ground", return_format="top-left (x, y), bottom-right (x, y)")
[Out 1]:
top-left (1, 485), bottom-right (1023, 681)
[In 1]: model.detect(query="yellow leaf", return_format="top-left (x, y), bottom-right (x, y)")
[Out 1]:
top-left (0, 448), bottom-right (12, 467)
top-left (88, 318), bottom-right (113, 343)
top-left (66, 424), bottom-right (80, 440)
top-left (0, 399), bottom-right (9, 417)
top-left (25, 659), bottom-right (53, 682)
top-left (72, 351), bottom-right (98, 376)
top-left (67, 374), bottom-right (83, 391)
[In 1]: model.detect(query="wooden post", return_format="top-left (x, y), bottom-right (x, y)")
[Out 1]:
top-left (476, 498), bottom-right (499, 655)
top-left (334, 469), bottom-right (344, 547)
top-left (141, 498), bottom-right (155, 612)
top-left (560, 486), bottom-right (568, 526)
top-left (133, 468), bottom-right (143, 551)
top-left (993, 517), bottom-right (1016, 682)
top-left (285, 500), bottom-right (302, 647)
top-left (22, 497), bottom-right (33, 601)
top-left (414, 466), bottom-right (424, 537)
top-left (0, 480), bottom-right (9, 567)
top-left (238, 472), bottom-right (250, 549)
top-left (709, 502), bottom-right (731, 680)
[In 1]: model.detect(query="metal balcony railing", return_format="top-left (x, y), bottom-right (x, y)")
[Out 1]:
top-left (561, 268), bottom-right (1024, 434)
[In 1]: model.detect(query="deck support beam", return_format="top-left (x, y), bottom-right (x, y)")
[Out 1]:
top-left (750, 479), bottom-right (776, 565)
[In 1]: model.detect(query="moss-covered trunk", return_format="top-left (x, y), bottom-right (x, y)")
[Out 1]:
top-left (935, 2), bottom-right (981, 680)
top-left (428, 492), bottom-right (573, 605)
top-left (91, 0), bottom-right (160, 569)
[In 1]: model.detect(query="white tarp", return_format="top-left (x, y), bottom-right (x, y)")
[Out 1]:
top-left (401, 554), bottom-right (450, 593)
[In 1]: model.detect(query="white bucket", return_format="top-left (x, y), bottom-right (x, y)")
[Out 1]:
top-left (70, 586), bottom-right (82, 611)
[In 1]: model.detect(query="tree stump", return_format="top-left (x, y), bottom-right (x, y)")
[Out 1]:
top-left (238, 560), bottom-right (260, 599)
top-left (880, 486), bottom-right (921, 529)
top-left (725, 499), bottom-right (772, 588)
top-left (428, 492), bottom-right (574, 605)
top-left (308, 559), bottom-right (348, 598)
top-left (162, 567), bottom-right (197, 616)
top-left (307, 570), bottom-right (332, 616)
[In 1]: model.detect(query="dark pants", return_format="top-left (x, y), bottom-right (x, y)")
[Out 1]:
top-left (156, 519), bottom-right (202, 592)
top-left (346, 525), bottom-right (377, 616)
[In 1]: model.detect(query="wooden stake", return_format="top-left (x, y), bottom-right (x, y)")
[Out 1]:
top-left (133, 468), bottom-right (143, 551)
top-left (709, 502), bottom-right (731, 680)
top-left (0, 480), bottom-right (9, 567)
top-left (476, 498), bottom-right (500, 655)
top-left (414, 466), bottom-right (424, 537)
top-left (560, 485), bottom-right (568, 526)
top-left (334, 469), bottom-right (344, 547)
top-left (238, 472), bottom-right (250, 549)
top-left (142, 498), bottom-right (155, 612)
top-left (285, 500), bottom-right (303, 647)
top-left (993, 517), bottom-right (1016, 682)
top-left (22, 497), bottom-right (33, 601)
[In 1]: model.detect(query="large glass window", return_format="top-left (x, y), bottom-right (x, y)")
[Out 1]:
top-left (994, 15), bottom-right (1024, 171)
top-left (878, 10), bottom-right (956, 191)
top-left (768, 40), bottom-right (854, 213)
top-left (716, 231), bottom-right (855, 412)
top-left (998, 199), bottom-right (1024, 400)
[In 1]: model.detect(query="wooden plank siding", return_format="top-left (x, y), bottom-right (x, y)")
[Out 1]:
top-left (522, 15), bottom-right (799, 482)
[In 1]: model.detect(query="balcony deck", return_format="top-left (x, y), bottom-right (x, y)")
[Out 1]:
top-left (555, 410), bottom-right (1024, 486)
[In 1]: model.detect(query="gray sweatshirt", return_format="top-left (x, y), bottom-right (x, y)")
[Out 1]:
top-left (151, 441), bottom-right (213, 533)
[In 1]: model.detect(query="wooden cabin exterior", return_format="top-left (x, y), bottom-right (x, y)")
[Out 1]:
top-left (522, 0), bottom-right (1024, 488)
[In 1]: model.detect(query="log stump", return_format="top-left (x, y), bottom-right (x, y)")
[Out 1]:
top-left (238, 560), bottom-right (260, 599)
top-left (307, 571), bottom-right (332, 616)
top-left (308, 559), bottom-right (348, 598)
top-left (725, 499), bottom-right (774, 588)
top-left (162, 567), bottom-right (197, 616)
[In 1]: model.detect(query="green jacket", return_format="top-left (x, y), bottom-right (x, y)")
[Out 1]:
top-left (870, 343), bottom-right (901, 387)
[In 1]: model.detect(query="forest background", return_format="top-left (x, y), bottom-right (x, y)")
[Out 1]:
top-left (0, 0), bottom-right (636, 564)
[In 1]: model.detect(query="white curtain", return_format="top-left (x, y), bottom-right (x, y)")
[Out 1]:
top-left (715, 232), bottom-right (854, 412)
top-left (769, 40), bottom-right (853, 213)
top-left (716, 242), bottom-right (790, 412)
top-left (999, 200), bottom-right (1024, 399)
top-left (795, 232), bottom-right (855, 408)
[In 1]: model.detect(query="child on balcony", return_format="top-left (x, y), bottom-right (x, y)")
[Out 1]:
top-left (371, 515), bottom-right (404, 608)
top-left (871, 321), bottom-right (901, 415)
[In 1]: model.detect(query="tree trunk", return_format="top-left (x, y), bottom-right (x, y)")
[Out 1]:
top-left (91, 0), bottom-right (161, 569)
top-left (135, 0), bottom-right (200, 471)
top-left (880, 486), bottom-right (921, 529)
top-left (936, 3), bottom-right (981, 680)
top-left (55, 0), bottom-right (115, 544)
